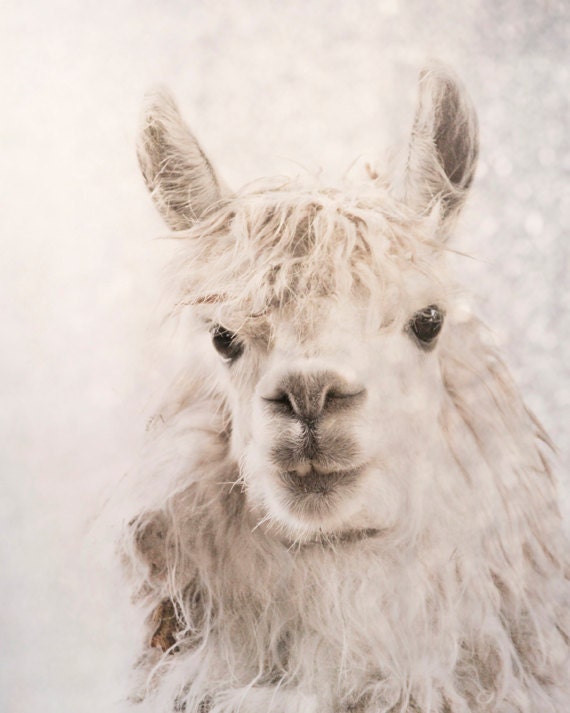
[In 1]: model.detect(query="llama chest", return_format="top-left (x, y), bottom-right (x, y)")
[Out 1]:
top-left (142, 540), bottom-right (466, 712)
top-left (136, 517), bottom-right (570, 712)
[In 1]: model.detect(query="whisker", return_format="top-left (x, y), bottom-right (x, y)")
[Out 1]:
top-left (251, 513), bottom-right (273, 534)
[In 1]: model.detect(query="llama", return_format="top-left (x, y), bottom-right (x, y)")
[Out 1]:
top-left (122, 66), bottom-right (570, 712)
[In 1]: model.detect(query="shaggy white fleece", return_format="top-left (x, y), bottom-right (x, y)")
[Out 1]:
top-left (120, 65), bottom-right (570, 712)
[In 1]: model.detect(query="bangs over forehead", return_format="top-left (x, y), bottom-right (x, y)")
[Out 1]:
top-left (170, 178), bottom-right (446, 328)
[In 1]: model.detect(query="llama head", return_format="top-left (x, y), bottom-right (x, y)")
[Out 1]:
top-left (137, 66), bottom-right (479, 542)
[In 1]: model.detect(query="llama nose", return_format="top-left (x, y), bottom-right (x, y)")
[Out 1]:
top-left (263, 371), bottom-right (365, 422)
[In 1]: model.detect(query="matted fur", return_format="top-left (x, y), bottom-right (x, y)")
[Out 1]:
top-left (121, 66), bottom-right (570, 713)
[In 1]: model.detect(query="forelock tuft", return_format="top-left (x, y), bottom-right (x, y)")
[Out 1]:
top-left (167, 176), bottom-right (445, 329)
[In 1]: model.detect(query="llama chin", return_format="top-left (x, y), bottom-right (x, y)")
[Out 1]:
top-left (121, 65), bottom-right (570, 713)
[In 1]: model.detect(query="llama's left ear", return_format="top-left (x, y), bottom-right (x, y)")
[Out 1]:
top-left (403, 64), bottom-right (479, 238)
top-left (137, 88), bottom-right (227, 230)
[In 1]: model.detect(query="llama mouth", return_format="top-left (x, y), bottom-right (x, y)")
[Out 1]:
top-left (271, 464), bottom-right (370, 532)
top-left (280, 466), bottom-right (362, 496)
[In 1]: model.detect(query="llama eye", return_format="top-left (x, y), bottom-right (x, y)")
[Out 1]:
top-left (211, 325), bottom-right (244, 362)
top-left (409, 305), bottom-right (444, 345)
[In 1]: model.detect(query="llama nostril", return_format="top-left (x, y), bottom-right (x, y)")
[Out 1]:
top-left (324, 387), bottom-right (366, 406)
top-left (263, 390), bottom-right (297, 417)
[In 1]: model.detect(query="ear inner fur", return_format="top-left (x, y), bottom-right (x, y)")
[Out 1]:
top-left (137, 88), bottom-right (226, 230)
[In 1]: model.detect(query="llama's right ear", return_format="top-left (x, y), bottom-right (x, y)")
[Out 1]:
top-left (137, 89), bottom-right (226, 230)
top-left (403, 64), bottom-right (479, 238)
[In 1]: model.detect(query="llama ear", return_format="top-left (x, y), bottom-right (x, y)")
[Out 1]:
top-left (137, 88), bottom-right (227, 230)
top-left (404, 64), bottom-right (479, 237)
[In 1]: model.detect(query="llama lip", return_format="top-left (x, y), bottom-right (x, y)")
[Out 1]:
top-left (281, 466), bottom-right (362, 495)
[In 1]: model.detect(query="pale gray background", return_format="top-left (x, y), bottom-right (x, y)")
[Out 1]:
top-left (1, 1), bottom-right (568, 711)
